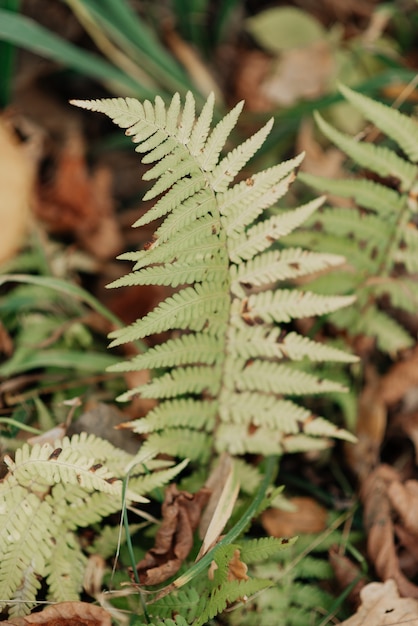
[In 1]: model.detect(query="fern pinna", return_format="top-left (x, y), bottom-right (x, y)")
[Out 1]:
top-left (286, 84), bottom-right (418, 355)
top-left (72, 93), bottom-right (356, 459)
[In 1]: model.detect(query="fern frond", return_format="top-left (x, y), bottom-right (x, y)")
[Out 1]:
top-left (229, 197), bottom-right (324, 263)
top-left (110, 334), bottom-right (222, 371)
top-left (236, 362), bottom-right (346, 395)
top-left (195, 579), bottom-right (272, 626)
top-left (243, 289), bottom-right (355, 324)
top-left (46, 530), bottom-right (86, 602)
top-left (7, 442), bottom-right (123, 493)
top-left (133, 175), bottom-right (206, 228)
top-left (198, 100), bottom-right (244, 172)
top-left (119, 365), bottom-right (222, 401)
top-left (142, 430), bottom-right (211, 461)
top-left (210, 118), bottom-right (274, 192)
top-left (299, 173), bottom-right (403, 216)
top-left (239, 537), bottom-right (297, 563)
top-left (130, 458), bottom-right (189, 496)
top-left (129, 399), bottom-right (216, 433)
top-left (313, 110), bottom-right (418, 190)
top-left (108, 284), bottom-right (228, 346)
top-left (231, 248), bottom-right (344, 294)
top-left (72, 91), bottom-right (356, 461)
top-left (338, 83), bottom-right (418, 162)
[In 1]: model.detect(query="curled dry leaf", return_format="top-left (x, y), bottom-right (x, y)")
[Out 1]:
top-left (361, 464), bottom-right (418, 598)
top-left (133, 483), bottom-right (211, 585)
top-left (339, 579), bottom-right (418, 626)
top-left (0, 117), bottom-right (36, 264)
top-left (34, 132), bottom-right (123, 260)
top-left (208, 548), bottom-right (249, 582)
top-left (261, 496), bottom-right (327, 537)
top-left (2, 601), bottom-right (111, 626)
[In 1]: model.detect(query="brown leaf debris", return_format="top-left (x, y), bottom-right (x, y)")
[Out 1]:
top-left (133, 484), bottom-right (211, 585)
top-left (34, 133), bottom-right (123, 260)
top-left (2, 601), bottom-right (111, 626)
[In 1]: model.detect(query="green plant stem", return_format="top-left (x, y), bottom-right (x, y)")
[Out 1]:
top-left (151, 455), bottom-right (278, 602)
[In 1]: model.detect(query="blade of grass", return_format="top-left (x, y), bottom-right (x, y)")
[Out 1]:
top-left (0, 273), bottom-right (122, 327)
top-left (0, 1), bottom-right (20, 107)
top-left (69, 0), bottom-right (194, 94)
top-left (0, 10), bottom-right (157, 98)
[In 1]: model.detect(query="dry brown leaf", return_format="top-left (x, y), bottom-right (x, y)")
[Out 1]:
top-left (361, 464), bottom-right (418, 598)
top-left (391, 411), bottom-right (418, 464)
top-left (261, 496), bottom-right (327, 537)
top-left (34, 133), bottom-right (123, 260)
top-left (0, 117), bottom-right (35, 264)
top-left (208, 548), bottom-right (249, 582)
top-left (388, 479), bottom-right (418, 536)
top-left (297, 118), bottom-right (346, 181)
top-left (2, 601), bottom-right (111, 626)
top-left (339, 579), bottom-right (418, 626)
top-left (260, 40), bottom-right (335, 108)
top-left (344, 369), bottom-right (387, 481)
top-left (133, 483), bottom-right (211, 585)
top-left (380, 345), bottom-right (418, 406)
top-left (0, 322), bottom-right (13, 357)
top-left (329, 545), bottom-right (366, 608)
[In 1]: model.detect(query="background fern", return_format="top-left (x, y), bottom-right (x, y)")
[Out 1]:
top-left (72, 92), bottom-right (357, 461)
top-left (284, 84), bottom-right (418, 356)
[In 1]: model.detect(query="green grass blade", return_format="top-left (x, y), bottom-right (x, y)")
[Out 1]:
top-left (0, 10), bottom-right (156, 98)
top-left (0, 273), bottom-right (121, 326)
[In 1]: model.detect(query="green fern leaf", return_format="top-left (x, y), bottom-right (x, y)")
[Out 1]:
top-left (210, 118), bottom-right (274, 192)
top-left (111, 334), bottom-right (222, 371)
top-left (108, 284), bottom-right (228, 346)
top-left (229, 197), bottom-right (324, 263)
top-left (240, 537), bottom-right (297, 563)
top-left (231, 249), bottom-right (344, 294)
top-left (72, 92), bottom-right (355, 461)
top-left (198, 100), bottom-right (244, 172)
top-left (128, 399), bottom-right (216, 433)
top-left (142, 429), bottom-right (211, 461)
top-left (313, 110), bottom-right (418, 190)
top-left (299, 172), bottom-right (403, 216)
top-left (195, 579), bottom-right (272, 626)
top-left (244, 289), bottom-right (355, 324)
top-left (119, 365), bottom-right (222, 401)
top-left (236, 362), bottom-right (346, 395)
top-left (339, 83), bottom-right (418, 162)
top-left (46, 530), bottom-right (86, 602)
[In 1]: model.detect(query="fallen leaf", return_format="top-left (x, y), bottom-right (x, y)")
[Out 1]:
top-left (338, 579), bottom-right (418, 626)
top-left (297, 118), bottom-right (346, 181)
top-left (379, 345), bottom-right (418, 406)
top-left (2, 601), bottom-right (111, 626)
top-left (261, 496), bottom-right (327, 537)
top-left (392, 411), bottom-right (418, 464)
top-left (260, 40), bottom-right (335, 108)
top-left (329, 545), bottom-right (366, 608)
top-left (0, 322), bottom-right (13, 357)
top-left (0, 117), bottom-right (35, 264)
top-left (361, 464), bottom-right (418, 598)
top-left (34, 133), bottom-right (123, 260)
top-left (133, 483), bottom-right (211, 585)
top-left (344, 368), bottom-right (387, 481)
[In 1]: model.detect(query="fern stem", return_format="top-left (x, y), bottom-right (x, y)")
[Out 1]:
top-left (151, 455), bottom-right (278, 602)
